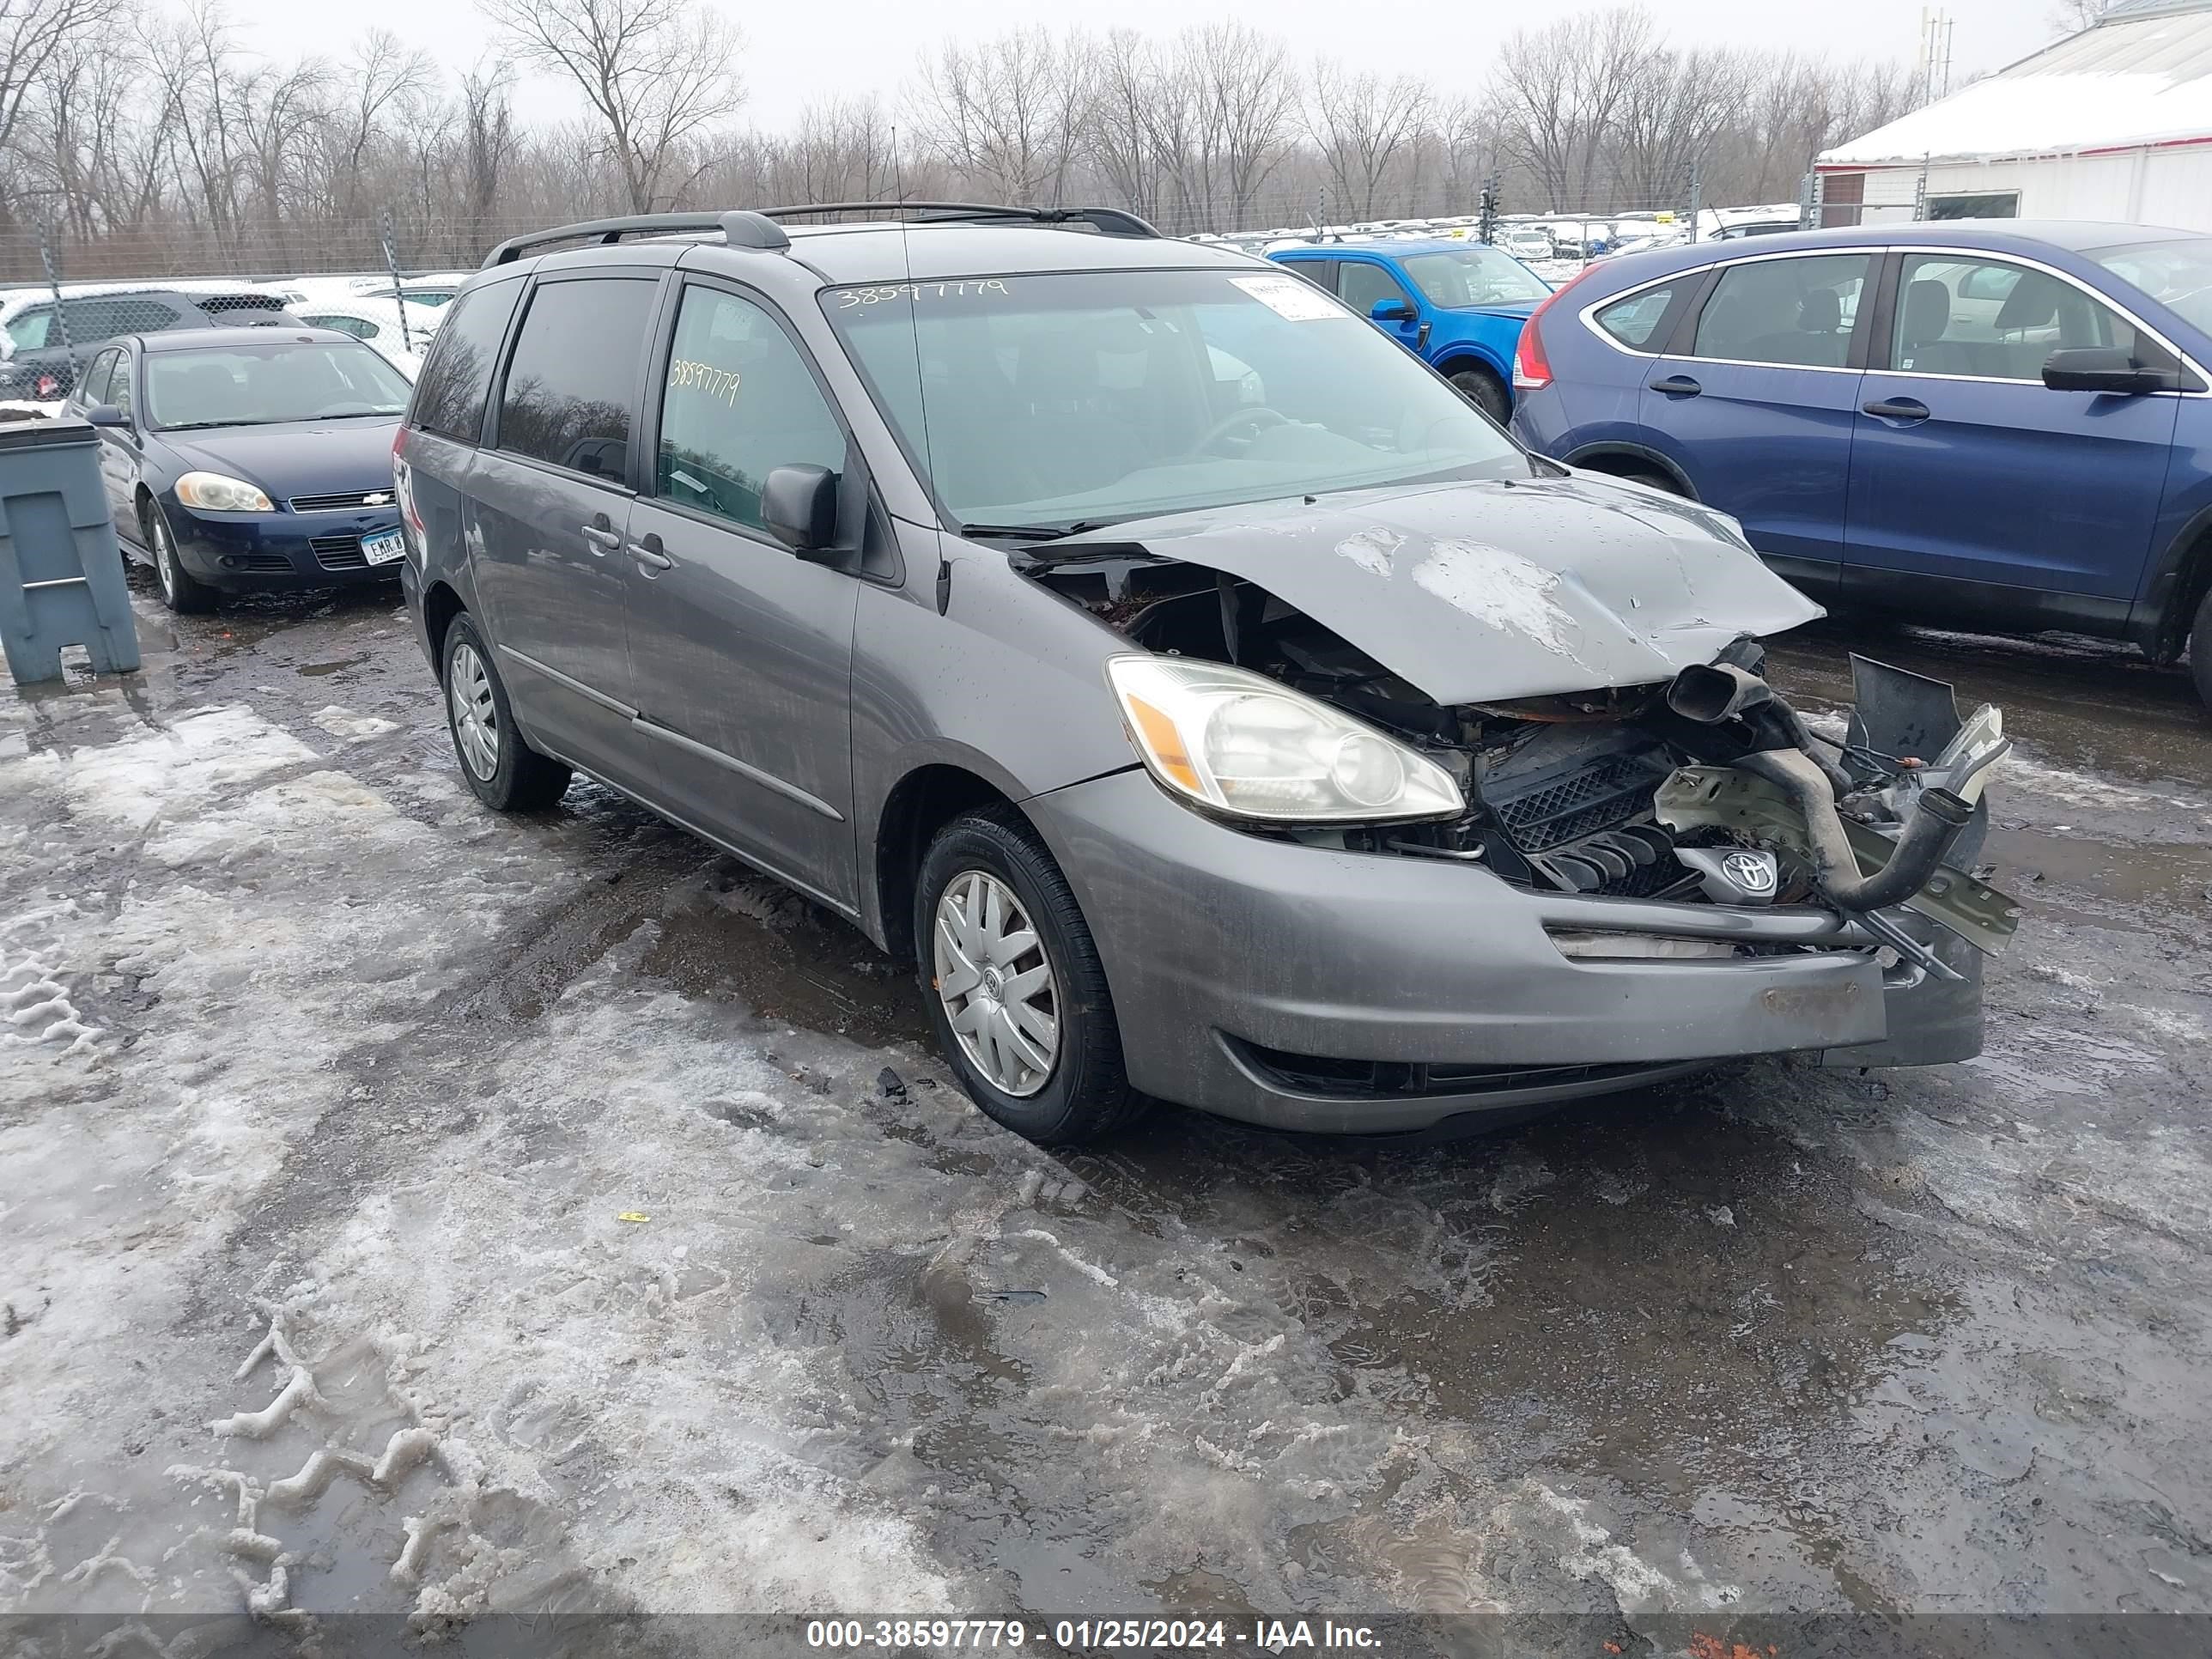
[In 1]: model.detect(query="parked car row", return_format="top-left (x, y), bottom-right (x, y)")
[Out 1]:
top-left (1507, 220), bottom-right (2212, 706)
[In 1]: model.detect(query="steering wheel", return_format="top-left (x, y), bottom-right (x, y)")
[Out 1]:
top-left (1190, 405), bottom-right (1290, 454)
top-left (312, 400), bottom-right (376, 417)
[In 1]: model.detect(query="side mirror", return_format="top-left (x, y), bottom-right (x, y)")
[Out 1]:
top-left (1370, 297), bottom-right (1416, 324)
top-left (85, 402), bottom-right (130, 429)
top-left (2042, 347), bottom-right (2166, 395)
top-left (762, 463), bottom-right (839, 554)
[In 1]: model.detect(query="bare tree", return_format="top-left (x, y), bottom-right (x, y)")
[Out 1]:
top-left (458, 61), bottom-right (516, 227)
top-left (0, 0), bottom-right (123, 207)
top-left (2050, 0), bottom-right (2106, 34)
top-left (907, 27), bottom-right (1094, 204)
top-left (478, 0), bottom-right (739, 212)
top-left (325, 30), bottom-right (435, 218)
top-left (1307, 61), bottom-right (1431, 221)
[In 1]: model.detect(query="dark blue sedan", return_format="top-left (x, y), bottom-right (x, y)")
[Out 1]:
top-left (1507, 222), bottom-right (2212, 706)
top-left (64, 326), bottom-right (413, 612)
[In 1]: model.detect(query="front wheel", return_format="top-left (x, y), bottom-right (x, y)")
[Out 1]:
top-left (915, 810), bottom-right (1141, 1145)
top-left (1451, 368), bottom-right (1510, 426)
top-left (441, 613), bottom-right (572, 811)
top-left (144, 500), bottom-right (217, 614)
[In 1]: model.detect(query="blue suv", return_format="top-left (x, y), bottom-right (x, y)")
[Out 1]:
top-left (1269, 240), bottom-right (1551, 424)
top-left (1509, 222), bottom-right (2212, 706)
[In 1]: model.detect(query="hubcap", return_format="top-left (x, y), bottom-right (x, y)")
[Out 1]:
top-left (153, 520), bottom-right (176, 599)
top-left (447, 641), bottom-right (500, 781)
top-left (933, 870), bottom-right (1059, 1097)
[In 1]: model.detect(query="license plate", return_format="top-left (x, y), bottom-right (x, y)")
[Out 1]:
top-left (362, 528), bottom-right (406, 567)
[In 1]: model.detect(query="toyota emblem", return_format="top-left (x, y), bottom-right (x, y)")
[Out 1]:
top-left (1721, 849), bottom-right (1778, 896)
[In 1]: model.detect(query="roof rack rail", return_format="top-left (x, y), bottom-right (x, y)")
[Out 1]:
top-left (482, 210), bottom-right (790, 267)
top-left (756, 202), bottom-right (1163, 238)
top-left (479, 201), bottom-right (1163, 268)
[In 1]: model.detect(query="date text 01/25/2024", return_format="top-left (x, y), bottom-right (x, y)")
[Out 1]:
top-left (803, 1619), bottom-right (1383, 1651)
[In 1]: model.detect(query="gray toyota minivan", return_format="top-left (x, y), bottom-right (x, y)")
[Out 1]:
top-left (393, 204), bottom-right (2019, 1145)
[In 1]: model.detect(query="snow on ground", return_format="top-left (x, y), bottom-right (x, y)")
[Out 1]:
top-left (0, 678), bottom-right (1669, 1642)
top-left (6, 596), bottom-right (2212, 1650)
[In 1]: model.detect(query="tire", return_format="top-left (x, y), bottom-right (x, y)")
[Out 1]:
top-left (144, 498), bottom-right (218, 614)
top-left (441, 612), bottom-right (572, 811)
top-left (1613, 465), bottom-right (1686, 497)
top-left (915, 808), bottom-right (1142, 1146)
top-left (2191, 586), bottom-right (2212, 711)
top-left (1451, 368), bottom-right (1510, 426)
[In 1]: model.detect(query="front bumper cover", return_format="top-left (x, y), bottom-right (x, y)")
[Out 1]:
top-left (1024, 767), bottom-right (1942, 1134)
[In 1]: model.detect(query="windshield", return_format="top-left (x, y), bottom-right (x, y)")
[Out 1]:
top-left (823, 268), bottom-right (1528, 532)
top-left (144, 343), bottom-right (411, 428)
top-left (2087, 238), bottom-right (2212, 337)
top-left (1399, 248), bottom-right (1551, 308)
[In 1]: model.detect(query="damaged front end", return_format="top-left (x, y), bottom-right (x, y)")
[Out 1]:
top-left (1023, 539), bottom-right (2022, 1068)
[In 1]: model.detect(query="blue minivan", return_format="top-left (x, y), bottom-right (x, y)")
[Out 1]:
top-left (1508, 222), bottom-right (2212, 705)
top-left (1269, 240), bottom-right (1550, 424)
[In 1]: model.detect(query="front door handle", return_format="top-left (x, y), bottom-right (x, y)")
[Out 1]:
top-left (1863, 397), bottom-right (1931, 423)
top-left (1649, 374), bottom-right (1702, 397)
top-left (628, 532), bottom-right (672, 574)
top-left (580, 515), bottom-right (621, 555)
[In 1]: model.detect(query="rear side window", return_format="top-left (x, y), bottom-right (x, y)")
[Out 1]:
top-left (1692, 254), bottom-right (1869, 368)
top-left (411, 280), bottom-right (523, 443)
top-left (654, 286), bottom-right (845, 533)
top-left (1279, 259), bottom-right (1337, 293)
top-left (306, 313), bottom-right (376, 340)
top-left (1594, 282), bottom-right (1689, 349)
top-left (7, 307), bottom-right (52, 350)
top-left (495, 277), bottom-right (658, 480)
top-left (62, 296), bottom-right (185, 341)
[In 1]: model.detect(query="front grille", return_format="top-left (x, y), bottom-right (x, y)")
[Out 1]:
top-left (310, 534), bottom-right (365, 570)
top-left (290, 489), bottom-right (392, 512)
top-left (1492, 752), bottom-right (1653, 851)
top-left (1228, 1037), bottom-right (1682, 1102)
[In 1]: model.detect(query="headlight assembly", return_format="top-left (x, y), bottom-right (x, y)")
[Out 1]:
top-left (174, 472), bottom-right (275, 513)
top-left (1106, 654), bottom-right (1463, 824)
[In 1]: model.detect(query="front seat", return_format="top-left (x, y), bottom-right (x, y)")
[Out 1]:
top-left (1896, 279), bottom-right (1965, 375)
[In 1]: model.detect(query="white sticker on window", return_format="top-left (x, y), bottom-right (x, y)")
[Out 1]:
top-left (1231, 275), bottom-right (1346, 322)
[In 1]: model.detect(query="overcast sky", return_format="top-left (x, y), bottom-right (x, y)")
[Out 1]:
top-left (244, 0), bottom-right (2063, 131)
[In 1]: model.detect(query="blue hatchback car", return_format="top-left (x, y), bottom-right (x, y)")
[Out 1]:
top-left (1508, 222), bottom-right (2212, 705)
top-left (1269, 239), bottom-right (1551, 424)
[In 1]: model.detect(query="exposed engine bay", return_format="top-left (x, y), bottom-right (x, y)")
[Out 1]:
top-left (1024, 548), bottom-right (2024, 980)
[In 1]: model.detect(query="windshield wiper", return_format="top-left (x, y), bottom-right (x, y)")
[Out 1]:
top-left (958, 520), bottom-right (1107, 544)
top-left (161, 418), bottom-right (281, 430)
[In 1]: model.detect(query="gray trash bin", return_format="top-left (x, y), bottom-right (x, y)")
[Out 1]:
top-left (0, 416), bottom-right (141, 684)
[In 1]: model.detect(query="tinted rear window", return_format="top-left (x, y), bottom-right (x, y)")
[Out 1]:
top-left (410, 279), bottom-right (523, 443)
top-left (495, 277), bottom-right (658, 479)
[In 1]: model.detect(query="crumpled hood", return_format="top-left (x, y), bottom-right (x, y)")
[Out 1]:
top-left (1052, 474), bottom-right (1824, 704)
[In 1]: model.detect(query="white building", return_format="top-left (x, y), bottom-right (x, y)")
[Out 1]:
top-left (1814, 0), bottom-right (2212, 229)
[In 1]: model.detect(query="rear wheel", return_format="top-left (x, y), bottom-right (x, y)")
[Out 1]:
top-left (915, 810), bottom-right (1141, 1145)
top-left (2190, 586), bottom-right (2212, 710)
top-left (441, 613), bottom-right (572, 811)
top-left (1451, 368), bottom-right (1510, 425)
top-left (144, 500), bottom-right (217, 614)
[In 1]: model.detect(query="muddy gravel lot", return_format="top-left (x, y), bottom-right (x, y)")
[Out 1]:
top-left (3, 577), bottom-right (2209, 1657)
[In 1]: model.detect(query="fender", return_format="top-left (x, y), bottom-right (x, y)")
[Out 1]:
top-left (2129, 491), bottom-right (2212, 659)
top-left (1561, 440), bottom-right (1701, 499)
